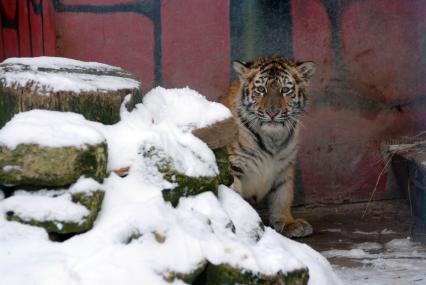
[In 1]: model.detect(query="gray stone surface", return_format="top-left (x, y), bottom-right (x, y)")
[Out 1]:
top-left (0, 143), bottom-right (107, 187)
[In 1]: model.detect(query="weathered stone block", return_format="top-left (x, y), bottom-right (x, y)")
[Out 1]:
top-left (205, 263), bottom-right (309, 285)
top-left (0, 57), bottom-right (142, 127)
top-left (0, 143), bottom-right (107, 187)
top-left (163, 261), bottom-right (207, 284)
top-left (141, 145), bottom-right (234, 207)
top-left (5, 186), bottom-right (104, 235)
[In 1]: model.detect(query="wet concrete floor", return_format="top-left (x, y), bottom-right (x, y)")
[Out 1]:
top-left (293, 200), bottom-right (426, 284)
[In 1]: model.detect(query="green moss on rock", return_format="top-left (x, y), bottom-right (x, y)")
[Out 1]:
top-left (162, 172), bottom-right (219, 207)
top-left (0, 64), bottom-right (142, 128)
top-left (6, 190), bottom-right (104, 235)
top-left (214, 148), bottom-right (233, 187)
top-left (0, 143), bottom-right (107, 187)
top-left (142, 146), bottom-right (233, 207)
top-left (142, 146), bottom-right (218, 207)
top-left (205, 263), bottom-right (309, 285)
top-left (0, 87), bottom-right (19, 129)
top-left (65, 90), bottom-right (142, 124)
top-left (163, 261), bottom-right (207, 284)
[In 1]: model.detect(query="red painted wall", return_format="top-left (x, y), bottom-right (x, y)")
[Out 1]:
top-left (0, 0), bottom-right (425, 204)
top-left (161, 0), bottom-right (230, 99)
top-left (0, 1), bottom-right (56, 58)
top-left (57, 11), bottom-right (156, 87)
top-left (55, 0), bottom-right (230, 99)
top-left (292, 0), bottom-right (426, 203)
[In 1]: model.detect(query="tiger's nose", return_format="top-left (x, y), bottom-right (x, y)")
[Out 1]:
top-left (266, 110), bottom-right (279, 119)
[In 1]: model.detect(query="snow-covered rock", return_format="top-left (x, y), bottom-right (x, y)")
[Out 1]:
top-left (0, 56), bottom-right (140, 94)
top-left (142, 86), bottom-right (231, 131)
top-left (0, 56), bottom-right (142, 127)
top-left (3, 177), bottom-right (104, 235)
top-left (0, 86), bottom-right (341, 285)
top-left (0, 110), bottom-right (105, 149)
top-left (0, 110), bottom-right (108, 187)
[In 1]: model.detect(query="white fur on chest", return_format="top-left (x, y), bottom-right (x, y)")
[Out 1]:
top-left (240, 155), bottom-right (283, 202)
top-left (237, 123), bottom-right (298, 202)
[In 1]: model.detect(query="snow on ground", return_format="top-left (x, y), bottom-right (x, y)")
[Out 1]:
top-left (0, 110), bottom-right (105, 149)
top-left (351, 229), bottom-right (397, 235)
top-left (352, 230), bottom-right (381, 235)
top-left (0, 87), bottom-right (341, 285)
top-left (0, 56), bottom-right (140, 93)
top-left (323, 238), bottom-right (426, 284)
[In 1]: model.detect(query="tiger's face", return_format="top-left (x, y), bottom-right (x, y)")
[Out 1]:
top-left (234, 56), bottom-right (315, 129)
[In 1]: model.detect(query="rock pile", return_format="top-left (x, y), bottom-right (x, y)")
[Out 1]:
top-left (0, 57), bottom-right (323, 285)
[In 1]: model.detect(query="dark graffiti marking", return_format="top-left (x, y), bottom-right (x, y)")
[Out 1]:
top-left (0, 0), bottom-right (47, 57)
top-left (0, 1), bottom-right (18, 58)
top-left (320, 0), bottom-right (354, 72)
top-left (230, 0), bottom-right (293, 80)
top-left (52, 0), bottom-right (163, 86)
top-left (318, 0), bottom-right (393, 115)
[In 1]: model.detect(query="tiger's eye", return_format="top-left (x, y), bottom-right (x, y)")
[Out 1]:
top-left (282, 87), bottom-right (290, 94)
top-left (256, 86), bottom-right (266, 93)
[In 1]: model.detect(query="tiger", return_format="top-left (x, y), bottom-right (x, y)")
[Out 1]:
top-left (221, 55), bottom-right (315, 238)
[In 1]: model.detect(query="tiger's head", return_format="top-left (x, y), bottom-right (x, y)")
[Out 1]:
top-left (234, 56), bottom-right (315, 129)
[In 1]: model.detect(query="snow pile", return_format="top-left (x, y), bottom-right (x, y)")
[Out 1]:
top-left (0, 110), bottom-right (105, 149)
top-left (139, 129), bottom-right (218, 177)
top-left (0, 87), bottom-right (341, 285)
top-left (2, 190), bottom-right (89, 223)
top-left (0, 181), bottom-right (339, 285)
top-left (0, 56), bottom-right (140, 93)
top-left (143, 87), bottom-right (231, 130)
top-left (103, 86), bottom-right (230, 175)
top-left (1, 177), bottom-right (102, 224)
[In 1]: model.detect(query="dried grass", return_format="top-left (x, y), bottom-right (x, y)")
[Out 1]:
top-left (362, 132), bottom-right (426, 218)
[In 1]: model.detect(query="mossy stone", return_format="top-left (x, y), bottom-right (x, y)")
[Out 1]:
top-left (0, 87), bottom-right (19, 129)
top-left (6, 190), bottom-right (104, 235)
top-left (0, 58), bottom-right (143, 128)
top-left (142, 146), bottom-right (234, 207)
top-left (141, 146), bottom-right (218, 207)
top-left (205, 263), bottom-right (309, 285)
top-left (0, 87), bottom-right (142, 127)
top-left (164, 261), bottom-right (207, 284)
top-left (214, 148), bottom-right (233, 187)
top-left (63, 90), bottom-right (142, 124)
top-left (0, 143), bottom-right (107, 187)
top-left (161, 172), bottom-right (219, 207)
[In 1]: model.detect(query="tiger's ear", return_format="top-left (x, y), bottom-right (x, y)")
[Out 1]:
top-left (233, 60), bottom-right (250, 80)
top-left (296, 61), bottom-right (316, 82)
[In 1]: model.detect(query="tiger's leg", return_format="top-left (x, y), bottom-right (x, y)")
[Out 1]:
top-left (268, 163), bottom-right (313, 238)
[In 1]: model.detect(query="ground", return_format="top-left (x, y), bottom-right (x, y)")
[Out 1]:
top-left (292, 200), bottom-right (426, 284)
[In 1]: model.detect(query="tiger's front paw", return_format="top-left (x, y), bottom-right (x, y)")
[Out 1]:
top-left (273, 218), bottom-right (313, 238)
